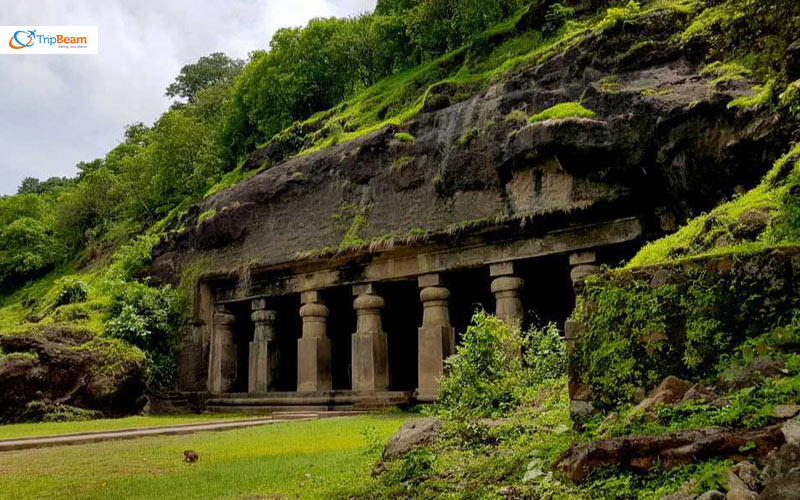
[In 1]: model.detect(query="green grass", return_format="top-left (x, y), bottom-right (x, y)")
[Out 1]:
top-left (529, 102), bottom-right (596, 123)
top-left (0, 415), bottom-right (410, 500)
top-left (0, 415), bottom-right (247, 440)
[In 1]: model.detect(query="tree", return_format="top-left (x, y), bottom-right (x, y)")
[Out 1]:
top-left (165, 52), bottom-right (244, 103)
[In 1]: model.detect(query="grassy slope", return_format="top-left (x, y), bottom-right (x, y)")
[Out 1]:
top-left (0, 415), bottom-right (410, 500)
top-left (629, 143), bottom-right (800, 267)
top-left (0, 414), bottom-right (248, 440)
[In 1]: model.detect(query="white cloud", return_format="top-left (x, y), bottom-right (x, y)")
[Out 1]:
top-left (0, 0), bottom-right (377, 195)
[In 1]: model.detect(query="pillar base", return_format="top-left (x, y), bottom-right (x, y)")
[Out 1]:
top-left (208, 341), bottom-right (236, 394)
top-left (249, 339), bottom-right (279, 394)
top-left (297, 336), bottom-right (332, 393)
top-left (417, 325), bottom-right (454, 397)
top-left (352, 331), bottom-right (388, 392)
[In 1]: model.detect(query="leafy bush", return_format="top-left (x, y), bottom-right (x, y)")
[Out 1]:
top-left (0, 217), bottom-right (63, 288)
top-left (543, 3), bottom-right (575, 37)
top-left (597, 1), bottom-right (641, 32)
top-left (108, 234), bottom-right (159, 281)
top-left (434, 311), bottom-right (567, 419)
top-left (399, 448), bottom-right (436, 483)
top-left (54, 278), bottom-right (88, 307)
top-left (105, 282), bottom-right (181, 389)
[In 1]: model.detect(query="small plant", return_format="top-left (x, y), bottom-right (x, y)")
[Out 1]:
top-left (597, 0), bottom-right (641, 31)
top-left (399, 448), bottom-right (435, 483)
top-left (394, 132), bottom-right (416, 143)
top-left (458, 127), bottom-right (479, 147)
top-left (505, 109), bottom-right (527, 124)
top-left (390, 156), bottom-right (415, 171)
top-left (529, 102), bottom-right (596, 123)
top-left (599, 76), bottom-right (621, 94)
top-left (485, 120), bottom-right (497, 129)
top-left (701, 61), bottom-right (751, 88)
top-left (291, 171), bottom-right (305, 181)
top-left (543, 3), bottom-right (575, 37)
top-left (361, 425), bottom-right (383, 456)
top-left (780, 80), bottom-right (800, 115)
top-left (54, 278), bottom-right (88, 307)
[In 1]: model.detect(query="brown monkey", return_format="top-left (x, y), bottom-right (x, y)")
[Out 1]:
top-left (184, 450), bottom-right (199, 463)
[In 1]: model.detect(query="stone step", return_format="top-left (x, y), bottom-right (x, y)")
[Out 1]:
top-left (205, 405), bottom-right (333, 414)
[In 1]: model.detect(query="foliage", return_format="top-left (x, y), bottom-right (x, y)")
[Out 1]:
top-left (597, 1), bottom-right (642, 32)
top-left (165, 52), bottom-right (244, 103)
top-left (0, 217), bottom-right (63, 288)
top-left (544, 3), bottom-right (575, 37)
top-left (108, 234), bottom-right (159, 281)
top-left (53, 278), bottom-right (88, 307)
top-left (529, 102), bottom-right (596, 123)
top-left (434, 311), bottom-right (567, 420)
top-left (104, 281), bottom-right (180, 389)
top-left (457, 127), bottom-right (479, 146)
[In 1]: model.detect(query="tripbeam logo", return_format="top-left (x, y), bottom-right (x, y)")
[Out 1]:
top-left (1, 26), bottom-right (98, 54)
top-left (8, 29), bottom-right (36, 49)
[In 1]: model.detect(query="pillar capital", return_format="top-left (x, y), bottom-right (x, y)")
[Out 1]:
top-left (489, 261), bottom-right (515, 277)
top-left (490, 276), bottom-right (524, 294)
top-left (251, 309), bottom-right (277, 324)
top-left (491, 275), bottom-right (524, 326)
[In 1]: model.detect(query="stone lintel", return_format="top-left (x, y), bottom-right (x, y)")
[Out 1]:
top-left (213, 217), bottom-right (642, 302)
top-left (417, 273), bottom-right (442, 288)
top-left (489, 261), bottom-right (515, 277)
top-left (569, 250), bottom-right (597, 266)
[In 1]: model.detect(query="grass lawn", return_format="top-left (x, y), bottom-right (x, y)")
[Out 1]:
top-left (0, 414), bottom-right (411, 500)
top-left (0, 414), bottom-right (251, 440)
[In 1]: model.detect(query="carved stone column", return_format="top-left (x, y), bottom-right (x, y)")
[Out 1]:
top-left (297, 291), bottom-right (332, 393)
top-left (417, 274), bottom-right (455, 402)
top-left (249, 299), bottom-right (279, 394)
top-left (351, 284), bottom-right (389, 392)
top-left (208, 305), bottom-right (237, 394)
top-left (490, 262), bottom-right (524, 326)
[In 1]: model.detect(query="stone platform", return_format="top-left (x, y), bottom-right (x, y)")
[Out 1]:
top-left (205, 390), bottom-right (416, 414)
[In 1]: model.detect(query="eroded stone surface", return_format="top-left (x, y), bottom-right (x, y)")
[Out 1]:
top-left (382, 417), bottom-right (442, 461)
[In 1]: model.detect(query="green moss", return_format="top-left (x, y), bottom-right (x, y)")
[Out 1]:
top-left (701, 60), bottom-right (752, 87)
top-left (529, 102), bottom-right (596, 123)
top-left (728, 79), bottom-right (775, 110)
top-left (599, 76), bottom-right (621, 94)
top-left (458, 127), bottom-right (479, 146)
top-left (394, 132), bottom-right (416, 143)
top-left (390, 156), bottom-right (415, 171)
top-left (505, 109), bottom-right (528, 124)
top-left (196, 208), bottom-right (217, 227)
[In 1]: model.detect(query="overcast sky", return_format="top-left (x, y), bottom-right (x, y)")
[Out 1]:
top-left (0, 0), bottom-right (377, 196)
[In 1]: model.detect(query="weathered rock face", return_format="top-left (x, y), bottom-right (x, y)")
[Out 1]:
top-left (0, 327), bottom-right (146, 423)
top-left (554, 424), bottom-right (786, 483)
top-left (152, 9), bottom-right (786, 282)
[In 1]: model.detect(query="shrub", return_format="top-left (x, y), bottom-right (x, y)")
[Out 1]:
top-left (597, 1), bottom-right (641, 32)
top-left (54, 278), bottom-right (88, 307)
top-left (529, 102), bottom-right (596, 123)
top-left (108, 234), bottom-right (159, 281)
top-left (525, 322), bottom-right (567, 382)
top-left (543, 3), bottom-right (575, 37)
top-left (105, 281), bottom-right (181, 389)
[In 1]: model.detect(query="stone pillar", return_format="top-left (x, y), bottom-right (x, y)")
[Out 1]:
top-left (569, 250), bottom-right (601, 295)
top-left (208, 305), bottom-right (237, 394)
top-left (490, 262), bottom-right (524, 326)
top-left (351, 284), bottom-right (389, 392)
top-left (248, 299), bottom-right (279, 394)
top-left (417, 274), bottom-right (455, 402)
top-left (297, 291), bottom-right (332, 393)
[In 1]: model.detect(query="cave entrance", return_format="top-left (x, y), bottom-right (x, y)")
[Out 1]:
top-left (381, 280), bottom-right (421, 392)
top-left (271, 294), bottom-right (301, 392)
top-left (446, 266), bottom-right (496, 345)
top-left (516, 255), bottom-right (574, 332)
top-left (229, 301), bottom-right (254, 393)
top-left (322, 287), bottom-right (356, 390)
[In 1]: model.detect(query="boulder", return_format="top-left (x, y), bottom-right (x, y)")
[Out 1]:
top-left (698, 491), bottom-right (726, 500)
top-left (382, 417), bottom-right (442, 461)
top-left (757, 472), bottom-right (800, 500)
top-left (731, 208), bottom-right (771, 241)
top-left (718, 358), bottom-right (786, 393)
top-left (0, 327), bottom-right (146, 423)
top-left (554, 425), bottom-right (785, 483)
top-left (632, 376), bottom-right (691, 416)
